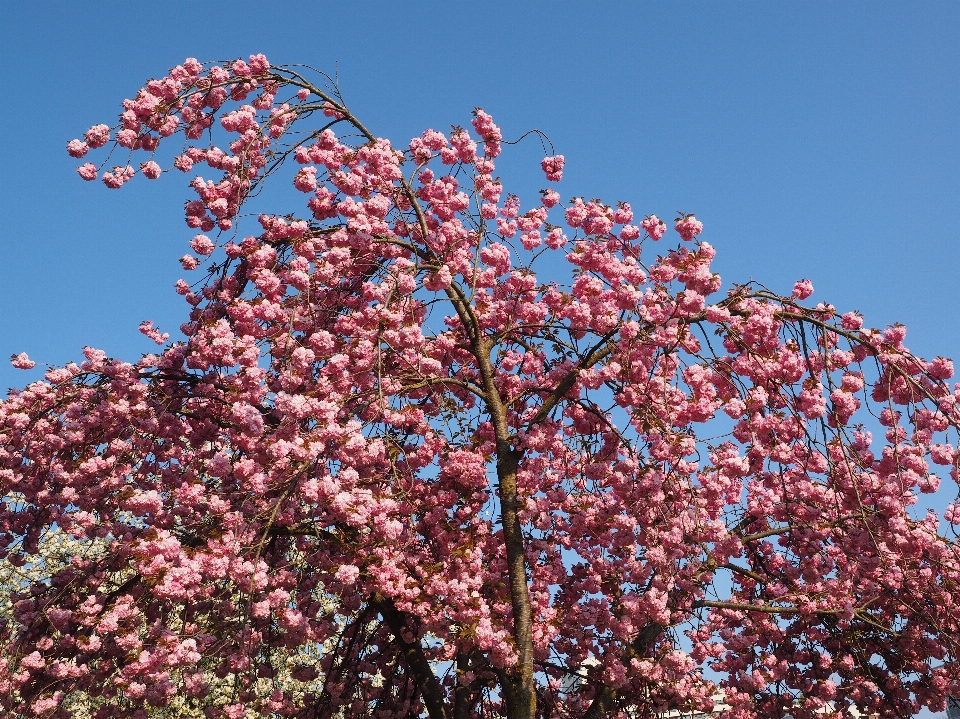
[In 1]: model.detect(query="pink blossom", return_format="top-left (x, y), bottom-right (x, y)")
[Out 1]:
top-left (724, 398), bottom-right (747, 418)
top-left (77, 163), bottom-right (98, 181)
top-left (141, 160), bottom-right (162, 179)
top-left (124, 489), bottom-right (163, 515)
top-left (31, 698), bottom-right (59, 715)
top-left (256, 93), bottom-right (277, 111)
top-left (293, 167), bottom-right (318, 192)
top-left (190, 234), bottom-right (215, 255)
top-left (450, 130), bottom-right (477, 164)
top-left (884, 324), bottom-right (907, 345)
top-left (101, 165), bottom-right (134, 189)
top-left (641, 214), bottom-right (666, 240)
top-left (541, 189), bottom-right (560, 208)
top-left (613, 202), bottom-right (633, 224)
top-left (422, 129), bottom-right (447, 151)
top-left (565, 199), bottom-right (588, 228)
top-left (335, 564), bottom-right (360, 584)
top-left (159, 115), bottom-right (180, 137)
top-left (183, 57), bottom-right (203, 75)
top-left (180, 254), bottom-right (199, 270)
top-left (248, 53), bottom-right (270, 73)
top-left (67, 139), bottom-right (89, 158)
top-left (207, 198), bottom-right (229, 217)
top-left (440, 147), bottom-right (458, 165)
top-left (544, 228), bottom-right (567, 248)
top-left (139, 321), bottom-right (170, 346)
top-left (424, 264), bottom-right (453, 291)
top-left (471, 109), bottom-right (502, 143)
top-left (21, 651), bottom-right (44, 670)
top-left (10, 352), bottom-right (35, 370)
top-left (792, 279), bottom-right (814, 300)
top-left (930, 444), bottom-right (955, 465)
top-left (174, 154), bottom-right (194, 172)
top-left (541, 154), bottom-right (565, 182)
top-left (927, 356), bottom-right (954, 380)
top-left (84, 124), bottom-right (110, 148)
top-left (841, 311), bottom-right (864, 330)
top-left (116, 128), bottom-right (139, 148)
top-left (674, 214), bottom-right (703, 241)
top-left (521, 231), bottom-right (542, 250)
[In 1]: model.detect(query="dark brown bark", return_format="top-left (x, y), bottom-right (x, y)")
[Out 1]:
top-left (495, 441), bottom-right (537, 719)
top-left (474, 337), bottom-right (537, 719)
top-left (373, 594), bottom-right (451, 719)
top-left (453, 652), bottom-right (478, 719)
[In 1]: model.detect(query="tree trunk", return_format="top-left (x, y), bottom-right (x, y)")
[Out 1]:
top-left (496, 442), bottom-right (537, 719)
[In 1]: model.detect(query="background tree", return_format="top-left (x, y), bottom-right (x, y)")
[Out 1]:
top-left (2, 54), bottom-right (959, 719)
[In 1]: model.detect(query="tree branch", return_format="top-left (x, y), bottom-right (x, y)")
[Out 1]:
top-left (692, 600), bottom-right (837, 616)
top-left (371, 594), bottom-right (450, 719)
top-left (526, 330), bottom-right (619, 430)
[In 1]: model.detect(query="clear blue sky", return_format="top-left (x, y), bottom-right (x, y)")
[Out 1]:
top-left (0, 2), bottom-right (958, 713)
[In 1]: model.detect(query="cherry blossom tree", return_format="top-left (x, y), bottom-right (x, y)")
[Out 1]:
top-left (2, 54), bottom-right (960, 719)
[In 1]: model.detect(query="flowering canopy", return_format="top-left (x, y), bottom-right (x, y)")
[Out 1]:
top-left (2, 54), bottom-right (960, 719)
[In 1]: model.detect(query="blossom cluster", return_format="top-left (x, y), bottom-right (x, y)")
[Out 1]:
top-left (0, 54), bottom-right (958, 719)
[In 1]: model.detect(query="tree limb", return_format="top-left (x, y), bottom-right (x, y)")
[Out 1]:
top-left (371, 593), bottom-right (450, 719)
